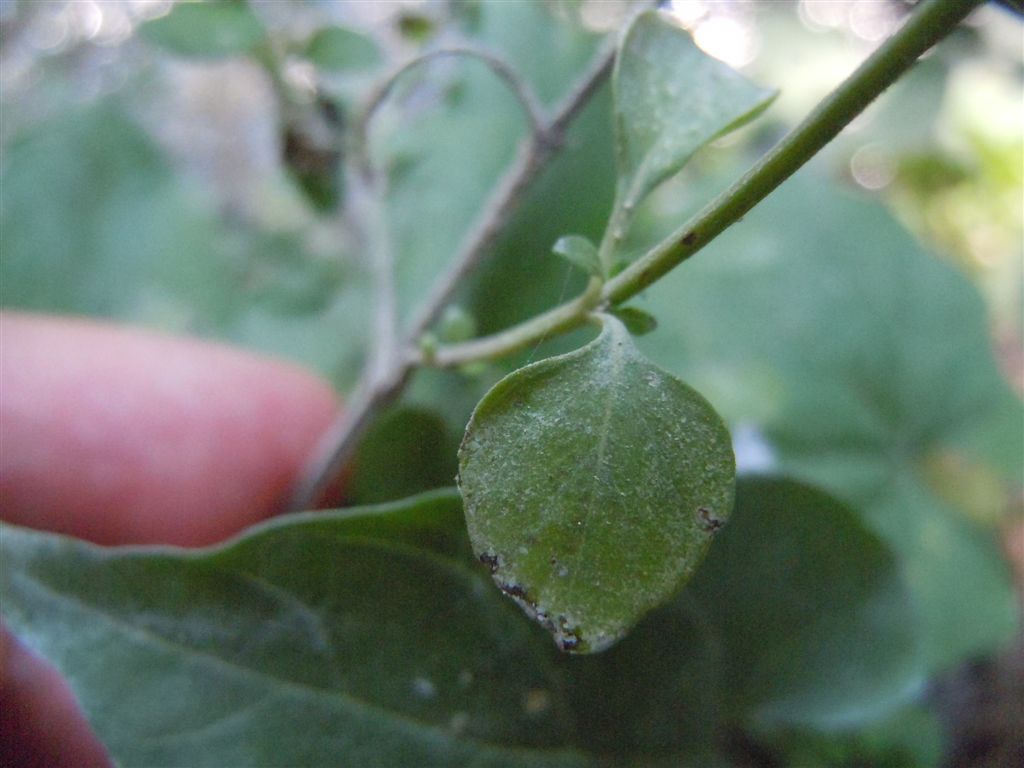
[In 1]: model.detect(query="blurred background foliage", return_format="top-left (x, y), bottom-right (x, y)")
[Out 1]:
top-left (1, 1), bottom-right (1021, 766)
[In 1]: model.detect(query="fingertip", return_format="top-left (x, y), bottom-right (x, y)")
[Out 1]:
top-left (0, 312), bottom-right (343, 546)
top-left (0, 626), bottom-right (111, 768)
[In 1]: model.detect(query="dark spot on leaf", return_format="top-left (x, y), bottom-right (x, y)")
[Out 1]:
top-left (478, 552), bottom-right (500, 573)
top-left (501, 582), bottom-right (530, 601)
top-left (697, 507), bottom-right (724, 532)
top-left (681, 231), bottom-right (697, 247)
top-left (557, 634), bottom-right (582, 652)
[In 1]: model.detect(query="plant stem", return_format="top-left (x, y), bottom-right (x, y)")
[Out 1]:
top-left (427, 0), bottom-right (984, 369)
top-left (287, 44), bottom-right (616, 513)
top-left (404, 44), bottom-right (615, 340)
top-left (355, 46), bottom-right (548, 176)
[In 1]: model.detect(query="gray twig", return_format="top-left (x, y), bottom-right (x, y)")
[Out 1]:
top-left (286, 42), bottom-right (616, 513)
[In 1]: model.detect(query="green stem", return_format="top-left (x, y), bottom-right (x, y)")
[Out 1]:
top-left (429, 0), bottom-right (983, 369)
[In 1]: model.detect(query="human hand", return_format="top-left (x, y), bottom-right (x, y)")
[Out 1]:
top-left (0, 312), bottom-right (341, 766)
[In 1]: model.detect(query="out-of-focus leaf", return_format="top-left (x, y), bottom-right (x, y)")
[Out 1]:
top-left (0, 100), bottom-right (370, 387)
top-left (347, 407), bottom-right (459, 505)
top-left (613, 10), bottom-right (776, 212)
top-left (609, 306), bottom-right (657, 336)
top-left (552, 235), bottom-right (602, 278)
top-left (638, 166), bottom-right (1021, 673)
top-left (0, 104), bottom-right (237, 323)
top-left (459, 314), bottom-right (735, 653)
top-left (766, 704), bottom-right (943, 768)
top-left (561, 593), bottom-right (723, 763)
top-left (689, 477), bottom-right (923, 730)
top-left (303, 26), bottom-right (381, 72)
top-left (139, 2), bottom-right (266, 59)
top-left (438, 305), bottom-right (478, 343)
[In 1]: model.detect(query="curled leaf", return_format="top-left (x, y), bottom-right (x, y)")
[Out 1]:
top-left (458, 314), bottom-right (735, 653)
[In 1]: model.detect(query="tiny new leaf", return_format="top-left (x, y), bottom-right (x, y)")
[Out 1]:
top-left (458, 313), bottom-right (735, 653)
top-left (613, 10), bottom-right (777, 211)
top-left (552, 235), bottom-right (602, 278)
top-left (139, 2), bottom-right (266, 59)
top-left (609, 306), bottom-right (658, 336)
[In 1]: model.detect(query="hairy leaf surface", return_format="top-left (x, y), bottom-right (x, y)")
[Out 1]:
top-left (458, 314), bottom-right (735, 653)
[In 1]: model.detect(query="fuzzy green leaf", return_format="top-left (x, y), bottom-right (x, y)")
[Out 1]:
top-left (613, 10), bottom-right (776, 210)
top-left (552, 235), bottom-right (602, 278)
top-left (304, 26), bottom-right (381, 72)
top-left (458, 314), bottom-right (735, 654)
top-left (139, 2), bottom-right (265, 59)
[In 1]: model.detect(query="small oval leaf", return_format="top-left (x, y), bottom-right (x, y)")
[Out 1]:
top-left (304, 26), bottom-right (381, 72)
top-left (552, 235), bottom-right (602, 278)
top-left (458, 314), bottom-right (735, 653)
top-left (613, 10), bottom-right (777, 209)
top-left (139, 2), bottom-right (266, 59)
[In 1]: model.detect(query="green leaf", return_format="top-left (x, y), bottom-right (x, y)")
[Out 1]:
top-left (609, 306), bottom-right (658, 336)
top-left (0, 492), bottom-right (592, 767)
top-left (562, 592), bottom-right (724, 762)
top-left (638, 165), bottom-right (1021, 673)
top-left (438, 305), bottom-right (478, 343)
top-left (347, 407), bottom-right (459, 505)
top-left (0, 100), bottom-right (370, 387)
top-left (139, 2), bottom-right (266, 59)
top-left (458, 314), bottom-right (735, 653)
top-left (613, 10), bottom-right (776, 210)
top-left (689, 477), bottom-right (924, 730)
top-left (552, 235), bottom-right (602, 278)
top-left (1, 481), bottom-right (924, 764)
top-left (303, 26), bottom-right (381, 72)
top-left (0, 103), bottom-right (237, 321)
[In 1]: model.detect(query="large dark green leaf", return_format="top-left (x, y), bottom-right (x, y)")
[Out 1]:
top-left (612, 10), bottom-right (776, 212)
top-left (689, 477), bottom-right (923, 730)
top-left (347, 406), bottom-right (460, 505)
top-left (638, 165), bottom-right (1021, 673)
top-left (0, 101), bottom-right (370, 386)
top-left (0, 493), bottom-right (589, 767)
top-left (459, 314), bottom-right (735, 653)
top-left (139, 2), bottom-right (266, 59)
top-left (1, 479), bottom-right (924, 764)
